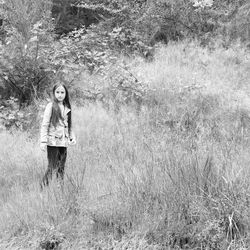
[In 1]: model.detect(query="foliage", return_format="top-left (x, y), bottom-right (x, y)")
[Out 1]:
top-left (0, 24), bottom-right (54, 106)
top-left (0, 0), bottom-right (249, 109)
top-left (52, 0), bottom-right (94, 35)
top-left (74, 0), bottom-right (250, 45)
top-left (0, 0), bottom-right (144, 106)
top-left (97, 62), bottom-right (147, 112)
top-left (0, 1), bottom-right (56, 106)
top-left (226, 2), bottom-right (250, 42)
top-left (0, 97), bottom-right (33, 130)
top-left (0, 0), bottom-right (52, 43)
top-left (47, 23), bottom-right (151, 83)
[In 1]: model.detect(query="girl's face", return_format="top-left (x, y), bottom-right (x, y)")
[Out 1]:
top-left (54, 85), bottom-right (66, 103)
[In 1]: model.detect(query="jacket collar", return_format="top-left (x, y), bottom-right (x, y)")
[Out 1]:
top-left (65, 106), bottom-right (71, 115)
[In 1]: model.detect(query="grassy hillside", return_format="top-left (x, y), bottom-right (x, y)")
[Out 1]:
top-left (1, 41), bottom-right (250, 249)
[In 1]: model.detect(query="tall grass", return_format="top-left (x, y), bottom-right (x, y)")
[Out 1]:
top-left (1, 40), bottom-right (250, 249)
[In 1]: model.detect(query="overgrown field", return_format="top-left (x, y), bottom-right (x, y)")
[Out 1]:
top-left (1, 41), bottom-right (250, 249)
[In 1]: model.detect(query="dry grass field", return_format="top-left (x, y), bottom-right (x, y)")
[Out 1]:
top-left (1, 41), bottom-right (250, 249)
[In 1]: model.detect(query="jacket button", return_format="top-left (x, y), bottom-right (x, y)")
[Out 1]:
top-left (65, 126), bottom-right (67, 128)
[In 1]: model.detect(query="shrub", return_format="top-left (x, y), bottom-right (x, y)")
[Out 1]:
top-left (0, 57), bottom-right (51, 107)
top-left (0, 97), bottom-right (38, 131)
top-left (0, 0), bottom-right (54, 106)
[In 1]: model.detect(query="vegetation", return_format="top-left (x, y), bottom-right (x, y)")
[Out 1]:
top-left (1, 41), bottom-right (250, 249)
top-left (0, 0), bottom-right (249, 107)
top-left (0, 0), bottom-right (250, 249)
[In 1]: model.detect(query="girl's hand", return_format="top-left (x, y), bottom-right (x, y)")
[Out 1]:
top-left (40, 143), bottom-right (47, 151)
top-left (69, 138), bottom-right (76, 146)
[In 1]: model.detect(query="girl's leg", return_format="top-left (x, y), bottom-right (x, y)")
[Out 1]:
top-left (42, 146), bottom-right (59, 186)
top-left (56, 147), bottom-right (67, 180)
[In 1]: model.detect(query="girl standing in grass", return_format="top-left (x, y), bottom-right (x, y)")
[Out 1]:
top-left (40, 83), bottom-right (76, 187)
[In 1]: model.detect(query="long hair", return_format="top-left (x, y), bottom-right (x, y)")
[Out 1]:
top-left (50, 83), bottom-right (72, 130)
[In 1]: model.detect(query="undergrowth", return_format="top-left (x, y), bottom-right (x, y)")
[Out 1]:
top-left (1, 40), bottom-right (250, 249)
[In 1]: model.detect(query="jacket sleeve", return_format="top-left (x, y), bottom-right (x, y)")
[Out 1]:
top-left (40, 103), bottom-right (52, 143)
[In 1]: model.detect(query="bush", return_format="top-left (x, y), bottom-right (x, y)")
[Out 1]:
top-left (0, 97), bottom-right (39, 131)
top-left (0, 0), bottom-right (54, 106)
top-left (0, 57), bottom-right (51, 107)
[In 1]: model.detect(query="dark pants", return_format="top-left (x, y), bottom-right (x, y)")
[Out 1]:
top-left (41, 146), bottom-right (67, 187)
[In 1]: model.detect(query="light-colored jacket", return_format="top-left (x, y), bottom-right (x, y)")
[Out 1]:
top-left (40, 102), bottom-right (74, 147)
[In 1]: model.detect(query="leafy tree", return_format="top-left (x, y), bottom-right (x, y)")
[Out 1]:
top-left (75, 0), bottom-right (250, 45)
top-left (0, 0), bottom-right (52, 43)
top-left (0, 0), bottom-right (54, 106)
